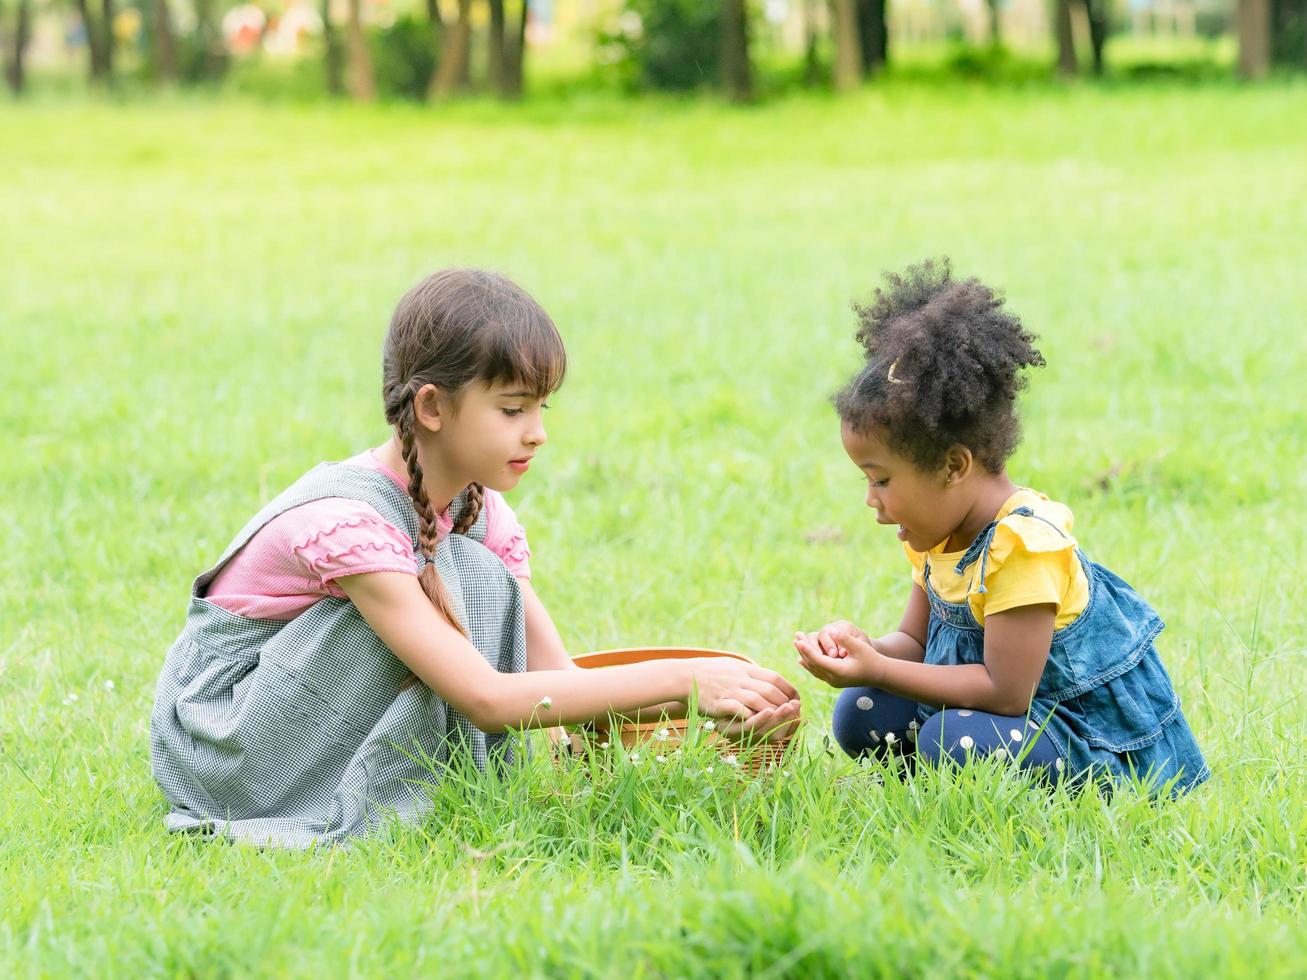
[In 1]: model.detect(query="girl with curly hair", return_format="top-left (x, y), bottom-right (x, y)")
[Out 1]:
top-left (795, 260), bottom-right (1206, 794)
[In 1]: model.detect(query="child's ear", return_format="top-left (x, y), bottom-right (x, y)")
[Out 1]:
top-left (413, 383), bottom-right (447, 433)
top-left (943, 445), bottom-right (974, 486)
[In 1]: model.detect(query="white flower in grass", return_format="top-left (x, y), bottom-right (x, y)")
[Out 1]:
top-left (67, 692), bottom-right (79, 703)
top-left (724, 754), bottom-right (739, 767)
top-left (702, 720), bottom-right (715, 731)
top-left (883, 732), bottom-right (898, 746)
top-left (705, 766), bottom-right (714, 774)
top-left (103, 680), bottom-right (115, 692)
top-left (655, 728), bottom-right (670, 741)
top-left (656, 755), bottom-right (667, 763)
top-left (537, 695), bottom-right (553, 709)
top-left (628, 752), bottom-right (640, 763)
top-left (599, 740), bottom-right (610, 749)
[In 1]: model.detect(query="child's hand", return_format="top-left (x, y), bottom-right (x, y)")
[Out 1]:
top-left (685, 657), bottom-right (799, 721)
top-left (810, 619), bottom-right (869, 659)
top-left (793, 626), bottom-right (885, 688)
top-left (717, 698), bottom-right (802, 745)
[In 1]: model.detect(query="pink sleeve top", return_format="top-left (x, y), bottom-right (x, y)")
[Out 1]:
top-left (205, 450), bottom-right (532, 621)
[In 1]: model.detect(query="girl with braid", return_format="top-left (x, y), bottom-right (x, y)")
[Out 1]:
top-left (794, 260), bottom-right (1207, 795)
top-left (151, 268), bottom-right (800, 846)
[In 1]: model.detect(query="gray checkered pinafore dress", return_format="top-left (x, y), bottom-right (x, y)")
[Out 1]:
top-left (149, 462), bottom-right (527, 847)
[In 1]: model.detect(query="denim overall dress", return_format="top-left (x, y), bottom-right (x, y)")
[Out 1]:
top-left (920, 507), bottom-right (1209, 793)
top-left (150, 462), bottom-right (527, 847)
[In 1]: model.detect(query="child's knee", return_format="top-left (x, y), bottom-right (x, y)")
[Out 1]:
top-left (831, 688), bottom-right (877, 757)
top-left (917, 710), bottom-right (1063, 778)
top-left (831, 687), bottom-right (918, 759)
top-left (917, 709), bottom-right (991, 767)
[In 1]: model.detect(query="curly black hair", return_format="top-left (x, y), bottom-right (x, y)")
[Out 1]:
top-left (833, 259), bottom-right (1045, 472)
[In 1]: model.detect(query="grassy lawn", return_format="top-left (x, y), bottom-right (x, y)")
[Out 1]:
top-left (2, 82), bottom-right (1305, 975)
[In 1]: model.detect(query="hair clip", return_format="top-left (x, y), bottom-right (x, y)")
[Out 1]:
top-left (886, 358), bottom-right (904, 385)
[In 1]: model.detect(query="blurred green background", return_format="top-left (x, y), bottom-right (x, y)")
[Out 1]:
top-left (3, 2), bottom-right (1307, 976)
top-left (3, 0), bottom-right (1305, 101)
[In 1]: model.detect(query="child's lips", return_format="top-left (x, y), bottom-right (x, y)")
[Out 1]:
top-left (508, 456), bottom-right (533, 473)
top-left (875, 514), bottom-right (908, 541)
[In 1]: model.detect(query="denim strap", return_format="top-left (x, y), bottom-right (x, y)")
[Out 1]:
top-left (950, 506), bottom-right (1070, 595)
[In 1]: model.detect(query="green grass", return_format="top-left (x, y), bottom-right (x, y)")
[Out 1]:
top-left (2, 82), bottom-right (1306, 976)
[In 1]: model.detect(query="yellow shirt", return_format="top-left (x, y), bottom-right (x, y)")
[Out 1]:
top-left (904, 488), bottom-right (1089, 630)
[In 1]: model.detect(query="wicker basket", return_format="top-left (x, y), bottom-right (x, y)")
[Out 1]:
top-left (552, 646), bottom-right (798, 775)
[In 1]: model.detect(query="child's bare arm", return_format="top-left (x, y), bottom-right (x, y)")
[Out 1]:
top-left (871, 585), bottom-right (929, 661)
top-left (339, 571), bottom-right (800, 735)
top-left (518, 579), bottom-right (574, 671)
top-left (796, 602), bottom-right (1056, 717)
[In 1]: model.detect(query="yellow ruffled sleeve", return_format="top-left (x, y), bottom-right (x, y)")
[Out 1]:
top-left (975, 509), bottom-right (1087, 629)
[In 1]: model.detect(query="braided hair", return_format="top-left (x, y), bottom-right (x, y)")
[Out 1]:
top-left (382, 268), bottom-right (565, 631)
top-left (834, 258), bottom-right (1045, 473)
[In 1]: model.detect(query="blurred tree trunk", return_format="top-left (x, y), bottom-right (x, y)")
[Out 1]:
top-left (1238, 0), bottom-right (1271, 77)
top-left (76, 0), bottom-right (115, 84)
top-left (720, 0), bottom-right (752, 102)
top-left (322, 0), bottom-right (345, 94)
top-left (856, 0), bottom-right (887, 71)
top-left (1271, 0), bottom-right (1307, 68)
top-left (151, 0), bottom-right (180, 82)
top-left (430, 0), bottom-right (471, 99)
top-left (193, 0), bottom-right (227, 81)
top-left (344, 0), bottom-right (375, 100)
top-left (424, 0), bottom-right (444, 94)
top-left (1054, 0), bottom-right (1077, 75)
top-left (803, 0), bottom-right (821, 85)
top-left (101, 0), bottom-right (115, 77)
top-left (4, 0), bottom-right (31, 95)
top-left (1084, 0), bottom-right (1108, 75)
top-left (487, 0), bottom-right (506, 93)
top-left (425, 0), bottom-right (444, 37)
top-left (504, 0), bottom-right (527, 97)
top-left (986, 0), bottom-right (1002, 46)
top-left (832, 0), bottom-right (862, 91)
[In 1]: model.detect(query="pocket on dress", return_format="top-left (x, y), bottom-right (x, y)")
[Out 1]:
top-left (173, 646), bottom-right (261, 742)
top-left (195, 670), bottom-right (364, 820)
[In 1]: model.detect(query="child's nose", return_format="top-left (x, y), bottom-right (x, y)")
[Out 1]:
top-left (527, 419), bottom-right (547, 448)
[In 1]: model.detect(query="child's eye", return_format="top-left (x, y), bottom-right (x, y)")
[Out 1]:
top-left (869, 478), bottom-right (888, 488)
top-left (502, 408), bottom-right (524, 417)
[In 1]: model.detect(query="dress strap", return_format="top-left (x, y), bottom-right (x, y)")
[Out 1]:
top-left (948, 506), bottom-right (1070, 596)
top-left (951, 520), bottom-right (1000, 594)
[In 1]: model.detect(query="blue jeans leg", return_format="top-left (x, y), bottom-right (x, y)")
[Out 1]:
top-left (831, 686), bottom-right (921, 760)
top-left (916, 709), bottom-right (1066, 783)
